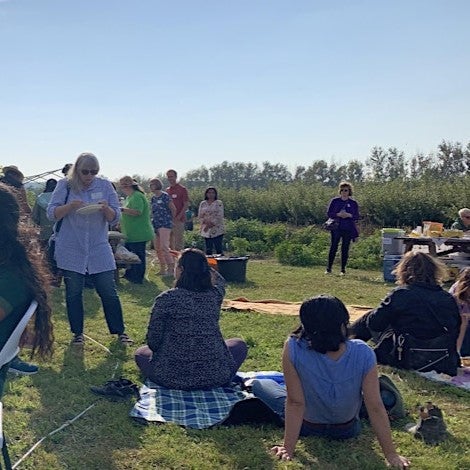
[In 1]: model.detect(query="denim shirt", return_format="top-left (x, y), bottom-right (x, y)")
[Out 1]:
top-left (47, 177), bottom-right (120, 275)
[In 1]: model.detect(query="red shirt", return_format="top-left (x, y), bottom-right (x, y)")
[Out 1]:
top-left (166, 183), bottom-right (189, 221)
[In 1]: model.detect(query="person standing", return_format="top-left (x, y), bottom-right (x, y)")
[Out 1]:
top-left (325, 181), bottom-right (359, 275)
top-left (47, 152), bottom-right (133, 346)
top-left (150, 178), bottom-right (176, 276)
top-left (166, 169), bottom-right (189, 251)
top-left (198, 186), bottom-right (225, 255)
top-left (0, 165), bottom-right (32, 216)
top-left (32, 178), bottom-right (58, 247)
top-left (119, 176), bottom-right (154, 284)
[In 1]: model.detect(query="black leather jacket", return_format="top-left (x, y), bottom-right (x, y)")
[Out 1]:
top-left (367, 283), bottom-right (461, 340)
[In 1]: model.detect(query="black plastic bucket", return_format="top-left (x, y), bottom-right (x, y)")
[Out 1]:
top-left (216, 256), bottom-right (248, 282)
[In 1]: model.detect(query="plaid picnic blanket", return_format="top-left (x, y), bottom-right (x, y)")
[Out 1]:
top-left (130, 380), bottom-right (250, 429)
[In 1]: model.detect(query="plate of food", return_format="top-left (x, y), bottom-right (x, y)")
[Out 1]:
top-left (76, 204), bottom-right (103, 215)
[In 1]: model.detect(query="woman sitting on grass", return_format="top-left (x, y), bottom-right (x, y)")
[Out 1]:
top-left (350, 251), bottom-right (461, 375)
top-left (0, 183), bottom-right (54, 397)
top-left (134, 248), bottom-right (247, 390)
top-left (252, 295), bottom-right (409, 468)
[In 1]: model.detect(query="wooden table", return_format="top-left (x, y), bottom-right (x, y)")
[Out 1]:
top-left (395, 236), bottom-right (470, 258)
top-left (114, 259), bottom-right (141, 283)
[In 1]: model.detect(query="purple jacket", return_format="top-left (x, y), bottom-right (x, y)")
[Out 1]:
top-left (326, 197), bottom-right (360, 239)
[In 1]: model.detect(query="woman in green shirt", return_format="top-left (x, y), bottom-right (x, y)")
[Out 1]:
top-left (0, 183), bottom-right (54, 397)
top-left (118, 176), bottom-right (154, 284)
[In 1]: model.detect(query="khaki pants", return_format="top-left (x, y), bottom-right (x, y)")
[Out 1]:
top-left (170, 220), bottom-right (185, 251)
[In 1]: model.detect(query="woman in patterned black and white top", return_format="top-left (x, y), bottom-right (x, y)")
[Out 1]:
top-left (134, 248), bottom-right (247, 390)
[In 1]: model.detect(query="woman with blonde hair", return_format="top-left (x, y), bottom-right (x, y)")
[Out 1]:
top-left (350, 251), bottom-right (461, 375)
top-left (118, 176), bottom-right (154, 284)
top-left (449, 268), bottom-right (470, 356)
top-left (47, 153), bottom-right (133, 345)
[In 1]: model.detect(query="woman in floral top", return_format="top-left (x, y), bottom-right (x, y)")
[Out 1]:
top-left (150, 178), bottom-right (176, 276)
top-left (198, 187), bottom-right (225, 255)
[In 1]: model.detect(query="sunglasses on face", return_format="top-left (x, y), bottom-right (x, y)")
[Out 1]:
top-left (81, 169), bottom-right (99, 176)
top-left (340, 188), bottom-right (350, 192)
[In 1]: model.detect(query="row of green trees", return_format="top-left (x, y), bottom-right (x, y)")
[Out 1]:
top-left (130, 140), bottom-right (470, 191)
top-left (185, 176), bottom-right (470, 228)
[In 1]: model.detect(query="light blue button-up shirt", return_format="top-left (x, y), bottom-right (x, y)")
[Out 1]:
top-left (47, 177), bottom-right (121, 275)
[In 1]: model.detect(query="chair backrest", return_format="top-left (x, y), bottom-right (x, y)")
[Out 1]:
top-left (0, 300), bottom-right (38, 369)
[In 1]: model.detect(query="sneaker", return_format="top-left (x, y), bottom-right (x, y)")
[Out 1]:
top-left (340, 271), bottom-right (346, 276)
top-left (90, 378), bottom-right (140, 400)
top-left (324, 269), bottom-right (332, 275)
top-left (8, 356), bottom-right (39, 376)
top-left (72, 333), bottom-right (85, 345)
top-left (118, 333), bottom-right (134, 345)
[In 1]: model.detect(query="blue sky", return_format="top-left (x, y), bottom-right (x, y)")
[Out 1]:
top-left (1, 0), bottom-right (469, 180)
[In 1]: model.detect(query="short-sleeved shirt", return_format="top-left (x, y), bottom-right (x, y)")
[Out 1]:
top-left (151, 192), bottom-right (173, 230)
top-left (0, 266), bottom-right (33, 351)
top-left (121, 191), bottom-right (154, 243)
top-left (166, 183), bottom-right (189, 222)
top-left (288, 338), bottom-right (375, 424)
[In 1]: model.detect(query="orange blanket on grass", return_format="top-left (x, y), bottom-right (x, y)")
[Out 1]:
top-left (222, 298), bottom-right (371, 322)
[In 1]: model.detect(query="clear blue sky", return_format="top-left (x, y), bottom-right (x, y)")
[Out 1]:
top-left (1, 0), bottom-right (469, 180)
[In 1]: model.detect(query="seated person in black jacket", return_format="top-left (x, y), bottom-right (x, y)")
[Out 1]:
top-left (350, 252), bottom-right (461, 375)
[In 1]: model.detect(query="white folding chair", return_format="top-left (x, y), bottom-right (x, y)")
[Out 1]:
top-left (0, 299), bottom-right (38, 470)
top-left (0, 300), bottom-right (38, 370)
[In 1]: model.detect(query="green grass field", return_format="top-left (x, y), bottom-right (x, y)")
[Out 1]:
top-left (3, 260), bottom-right (469, 469)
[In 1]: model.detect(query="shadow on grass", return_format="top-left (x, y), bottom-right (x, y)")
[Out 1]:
top-left (21, 343), bottom-right (145, 469)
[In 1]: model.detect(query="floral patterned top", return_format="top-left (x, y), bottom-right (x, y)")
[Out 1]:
top-left (198, 200), bottom-right (225, 239)
top-left (151, 192), bottom-right (173, 230)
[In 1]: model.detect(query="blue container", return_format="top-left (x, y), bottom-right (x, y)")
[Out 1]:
top-left (383, 255), bottom-right (402, 282)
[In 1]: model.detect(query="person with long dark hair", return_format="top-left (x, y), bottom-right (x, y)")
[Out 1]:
top-left (198, 186), bottom-right (225, 255)
top-left (251, 294), bottom-right (409, 468)
top-left (325, 181), bottom-right (359, 275)
top-left (118, 176), bottom-right (154, 284)
top-left (0, 183), bottom-right (54, 396)
top-left (134, 248), bottom-right (247, 390)
top-left (47, 152), bottom-right (133, 346)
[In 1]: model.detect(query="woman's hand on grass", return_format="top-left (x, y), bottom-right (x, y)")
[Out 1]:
top-left (386, 453), bottom-right (410, 468)
top-left (271, 445), bottom-right (292, 461)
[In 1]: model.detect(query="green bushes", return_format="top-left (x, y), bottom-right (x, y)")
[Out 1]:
top-left (185, 218), bottom-right (382, 269)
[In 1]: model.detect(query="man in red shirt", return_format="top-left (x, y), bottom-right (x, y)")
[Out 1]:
top-left (166, 169), bottom-right (189, 251)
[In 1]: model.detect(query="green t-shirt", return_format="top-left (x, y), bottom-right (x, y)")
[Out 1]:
top-left (0, 266), bottom-right (33, 350)
top-left (121, 191), bottom-right (155, 243)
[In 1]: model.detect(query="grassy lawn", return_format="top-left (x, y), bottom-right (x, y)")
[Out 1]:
top-left (3, 260), bottom-right (470, 469)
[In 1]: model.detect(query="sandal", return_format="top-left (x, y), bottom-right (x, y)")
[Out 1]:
top-left (90, 378), bottom-right (140, 400)
top-left (118, 333), bottom-right (134, 345)
top-left (72, 333), bottom-right (85, 345)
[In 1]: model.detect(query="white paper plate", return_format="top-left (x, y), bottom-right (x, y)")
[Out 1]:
top-left (76, 204), bottom-right (103, 215)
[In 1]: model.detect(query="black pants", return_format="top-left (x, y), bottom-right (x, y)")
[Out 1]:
top-left (124, 241), bottom-right (147, 283)
top-left (204, 235), bottom-right (224, 255)
top-left (327, 229), bottom-right (353, 272)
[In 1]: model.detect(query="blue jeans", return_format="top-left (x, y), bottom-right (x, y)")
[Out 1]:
top-left (252, 379), bottom-right (361, 439)
top-left (63, 270), bottom-right (125, 336)
top-left (124, 241), bottom-right (147, 283)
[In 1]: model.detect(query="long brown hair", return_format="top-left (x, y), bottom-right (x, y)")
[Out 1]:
top-left (0, 183), bottom-right (54, 358)
top-left (453, 268), bottom-right (470, 303)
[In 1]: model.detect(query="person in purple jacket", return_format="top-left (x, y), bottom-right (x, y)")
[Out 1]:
top-left (47, 153), bottom-right (133, 346)
top-left (325, 181), bottom-right (360, 275)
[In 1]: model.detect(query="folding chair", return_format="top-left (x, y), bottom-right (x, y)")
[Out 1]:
top-left (0, 300), bottom-right (38, 470)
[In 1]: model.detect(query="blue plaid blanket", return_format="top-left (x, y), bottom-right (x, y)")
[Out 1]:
top-left (130, 380), bottom-right (250, 429)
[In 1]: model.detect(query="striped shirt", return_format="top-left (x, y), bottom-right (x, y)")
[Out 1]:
top-left (47, 177), bottom-right (120, 274)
